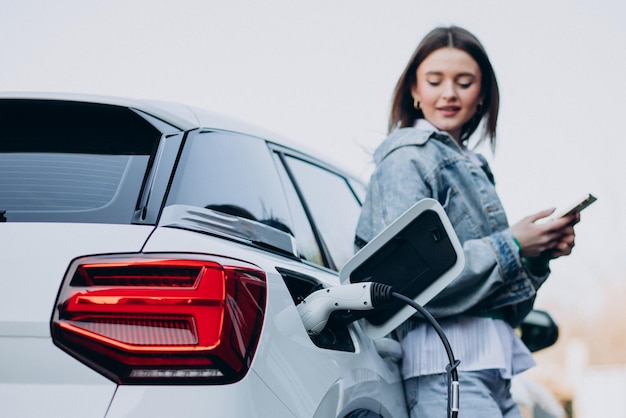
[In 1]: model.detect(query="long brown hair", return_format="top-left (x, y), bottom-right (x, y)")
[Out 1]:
top-left (389, 26), bottom-right (500, 149)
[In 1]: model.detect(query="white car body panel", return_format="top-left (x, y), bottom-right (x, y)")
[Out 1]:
top-left (107, 374), bottom-right (296, 417)
top-left (0, 223), bottom-right (407, 418)
top-left (137, 226), bottom-right (407, 418)
top-left (0, 223), bottom-right (154, 417)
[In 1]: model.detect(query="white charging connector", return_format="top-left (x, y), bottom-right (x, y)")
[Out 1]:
top-left (296, 283), bottom-right (376, 335)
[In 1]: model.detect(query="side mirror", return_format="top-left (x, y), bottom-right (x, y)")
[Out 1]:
top-left (519, 309), bottom-right (559, 352)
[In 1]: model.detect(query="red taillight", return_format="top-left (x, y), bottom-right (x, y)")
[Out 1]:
top-left (51, 254), bottom-right (266, 384)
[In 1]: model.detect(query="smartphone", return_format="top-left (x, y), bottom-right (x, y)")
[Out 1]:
top-left (557, 193), bottom-right (597, 218)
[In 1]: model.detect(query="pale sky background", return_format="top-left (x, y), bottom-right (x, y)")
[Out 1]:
top-left (2, 0), bottom-right (625, 316)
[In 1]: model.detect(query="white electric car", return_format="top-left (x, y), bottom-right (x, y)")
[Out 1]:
top-left (0, 92), bottom-right (411, 418)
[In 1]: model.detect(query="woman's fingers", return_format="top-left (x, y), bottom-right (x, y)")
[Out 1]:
top-left (511, 209), bottom-right (577, 258)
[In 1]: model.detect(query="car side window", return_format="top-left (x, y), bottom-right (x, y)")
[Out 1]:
top-left (165, 131), bottom-right (293, 234)
top-left (283, 155), bottom-right (362, 270)
top-left (273, 153), bottom-right (324, 266)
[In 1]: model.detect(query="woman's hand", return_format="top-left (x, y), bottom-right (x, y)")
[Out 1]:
top-left (510, 208), bottom-right (578, 259)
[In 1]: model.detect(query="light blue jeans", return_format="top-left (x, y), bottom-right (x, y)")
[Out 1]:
top-left (404, 370), bottom-right (523, 418)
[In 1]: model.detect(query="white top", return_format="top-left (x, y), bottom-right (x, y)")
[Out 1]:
top-left (400, 312), bottom-right (535, 380)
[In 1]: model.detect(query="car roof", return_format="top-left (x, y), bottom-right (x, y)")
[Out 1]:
top-left (0, 91), bottom-right (283, 141)
top-left (0, 91), bottom-right (356, 180)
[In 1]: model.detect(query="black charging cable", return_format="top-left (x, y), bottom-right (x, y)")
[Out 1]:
top-left (370, 283), bottom-right (460, 418)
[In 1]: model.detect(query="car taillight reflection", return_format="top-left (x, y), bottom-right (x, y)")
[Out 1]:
top-left (51, 254), bottom-right (267, 384)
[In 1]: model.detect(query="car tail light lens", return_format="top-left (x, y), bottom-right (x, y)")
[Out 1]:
top-left (51, 254), bottom-right (266, 384)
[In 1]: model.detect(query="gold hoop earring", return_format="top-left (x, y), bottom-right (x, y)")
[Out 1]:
top-left (413, 99), bottom-right (420, 110)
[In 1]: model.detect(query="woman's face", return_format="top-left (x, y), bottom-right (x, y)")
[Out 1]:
top-left (412, 47), bottom-right (483, 141)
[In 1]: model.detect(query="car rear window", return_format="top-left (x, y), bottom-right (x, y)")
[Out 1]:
top-left (0, 99), bottom-right (162, 223)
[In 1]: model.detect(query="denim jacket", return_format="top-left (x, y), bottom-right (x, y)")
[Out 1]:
top-left (355, 126), bottom-right (550, 327)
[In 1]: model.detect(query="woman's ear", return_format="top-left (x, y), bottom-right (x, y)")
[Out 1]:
top-left (411, 86), bottom-right (421, 110)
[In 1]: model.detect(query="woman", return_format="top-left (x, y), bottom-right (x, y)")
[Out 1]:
top-left (355, 26), bottom-right (577, 417)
